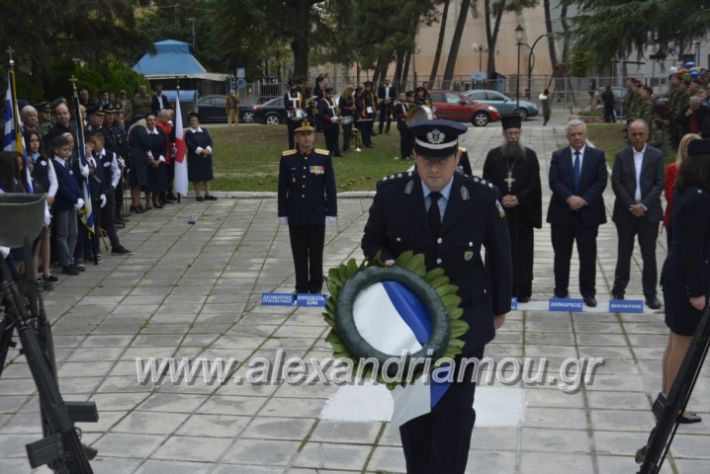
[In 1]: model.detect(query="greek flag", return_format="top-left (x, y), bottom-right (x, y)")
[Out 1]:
top-left (352, 280), bottom-right (451, 426)
top-left (3, 74), bottom-right (32, 192)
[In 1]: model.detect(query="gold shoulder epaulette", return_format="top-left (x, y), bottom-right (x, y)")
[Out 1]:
top-left (458, 146), bottom-right (467, 152)
top-left (315, 148), bottom-right (330, 155)
top-left (282, 149), bottom-right (297, 156)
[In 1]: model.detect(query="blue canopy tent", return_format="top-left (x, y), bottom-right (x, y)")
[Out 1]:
top-left (133, 40), bottom-right (231, 94)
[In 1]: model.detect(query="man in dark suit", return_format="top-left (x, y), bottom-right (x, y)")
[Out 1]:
top-left (547, 119), bottom-right (608, 307)
top-left (362, 119), bottom-right (512, 474)
top-left (377, 78), bottom-right (396, 134)
top-left (151, 84), bottom-right (171, 115)
top-left (611, 119), bottom-right (665, 308)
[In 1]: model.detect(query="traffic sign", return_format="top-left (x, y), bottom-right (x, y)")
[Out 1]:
top-left (236, 78), bottom-right (247, 89)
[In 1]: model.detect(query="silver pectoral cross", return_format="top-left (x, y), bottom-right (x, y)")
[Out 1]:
top-left (505, 171), bottom-right (516, 192)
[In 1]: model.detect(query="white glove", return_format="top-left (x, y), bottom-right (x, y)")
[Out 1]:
top-left (147, 151), bottom-right (154, 159)
top-left (99, 194), bottom-right (107, 208)
top-left (331, 116), bottom-right (339, 124)
top-left (75, 198), bottom-right (85, 210)
top-left (80, 164), bottom-right (90, 178)
top-left (158, 155), bottom-right (166, 163)
top-left (278, 217), bottom-right (288, 225)
top-left (118, 157), bottom-right (126, 167)
top-left (326, 216), bottom-right (337, 225)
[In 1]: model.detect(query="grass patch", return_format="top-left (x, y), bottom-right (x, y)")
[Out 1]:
top-left (209, 124), bottom-right (413, 192)
top-left (586, 123), bottom-right (626, 163)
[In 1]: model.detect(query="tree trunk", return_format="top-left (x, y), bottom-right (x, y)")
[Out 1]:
top-left (394, 49), bottom-right (405, 90)
top-left (402, 49), bottom-right (412, 90)
top-left (372, 54), bottom-right (384, 83)
top-left (429, 0), bottom-right (451, 85)
top-left (291, 0), bottom-right (311, 80)
top-left (543, 0), bottom-right (558, 75)
top-left (442, 0), bottom-right (471, 89)
top-left (485, 0), bottom-right (506, 87)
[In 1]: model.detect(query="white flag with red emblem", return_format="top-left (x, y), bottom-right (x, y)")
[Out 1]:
top-left (173, 94), bottom-right (188, 196)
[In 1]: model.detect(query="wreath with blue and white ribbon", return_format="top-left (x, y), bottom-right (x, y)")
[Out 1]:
top-left (323, 251), bottom-right (469, 387)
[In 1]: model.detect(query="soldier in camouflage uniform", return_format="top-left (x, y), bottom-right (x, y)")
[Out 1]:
top-left (667, 75), bottom-right (684, 148)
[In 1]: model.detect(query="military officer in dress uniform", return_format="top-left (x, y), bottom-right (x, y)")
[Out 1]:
top-left (278, 119), bottom-right (337, 295)
top-left (361, 119), bottom-right (513, 474)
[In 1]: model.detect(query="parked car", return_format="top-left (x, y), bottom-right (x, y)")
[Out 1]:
top-left (428, 90), bottom-right (501, 126)
top-left (253, 97), bottom-right (288, 125)
top-left (462, 89), bottom-right (539, 120)
top-left (196, 94), bottom-right (255, 123)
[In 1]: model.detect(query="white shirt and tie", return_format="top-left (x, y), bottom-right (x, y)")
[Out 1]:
top-left (632, 145), bottom-right (646, 202)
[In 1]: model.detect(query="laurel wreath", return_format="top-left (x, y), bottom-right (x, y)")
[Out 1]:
top-left (323, 250), bottom-right (469, 386)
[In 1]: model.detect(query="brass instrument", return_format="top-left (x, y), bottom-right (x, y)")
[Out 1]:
top-left (405, 104), bottom-right (434, 125)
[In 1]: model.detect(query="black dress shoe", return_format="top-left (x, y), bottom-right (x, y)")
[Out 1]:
top-left (646, 296), bottom-right (662, 310)
top-left (612, 292), bottom-right (624, 300)
top-left (166, 193), bottom-right (178, 201)
top-left (583, 296), bottom-right (597, 307)
top-left (678, 412), bottom-right (702, 424)
top-left (130, 205), bottom-right (145, 214)
top-left (554, 291), bottom-right (569, 298)
top-left (195, 196), bottom-right (205, 202)
top-left (115, 222), bottom-right (126, 229)
top-left (61, 265), bottom-right (79, 275)
top-left (73, 264), bottom-right (86, 272)
top-left (204, 195), bottom-right (218, 201)
top-left (111, 245), bottom-right (131, 255)
top-left (517, 296), bottom-right (530, 303)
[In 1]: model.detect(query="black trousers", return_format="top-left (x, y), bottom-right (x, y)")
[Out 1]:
top-left (322, 127), bottom-right (340, 157)
top-left (400, 348), bottom-right (483, 474)
top-left (287, 120), bottom-right (298, 149)
top-left (288, 225), bottom-right (325, 294)
top-left (613, 217), bottom-right (659, 297)
top-left (397, 120), bottom-right (412, 159)
top-left (115, 177), bottom-right (125, 218)
top-left (378, 103), bottom-right (392, 133)
top-left (603, 104), bottom-right (615, 123)
top-left (361, 120), bottom-right (373, 146)
top-left (341, 122), bottom-right (352, 151)
top-left (101, 191), bottom-right (121, 250)
top-left (551, 214), bottom-right (599, 298)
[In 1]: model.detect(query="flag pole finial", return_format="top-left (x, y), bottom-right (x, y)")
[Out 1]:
top-left (69, 75), bottom-right (78, 91)
top-left (7, 46), bottom-right (14, 68)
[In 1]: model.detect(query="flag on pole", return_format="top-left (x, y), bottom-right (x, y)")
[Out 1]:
top-left (71, 91), bottom-right (95, 238)
top-left (3, 72), bottom-right (32, 192)
top-left (173, 92), bottom-right (188, 197)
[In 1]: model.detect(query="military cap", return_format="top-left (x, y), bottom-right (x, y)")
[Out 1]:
top-left (87, 106), bottom-right (104, 116)
top-left (294, 119), bottom-right (315, 133)
top-left (408, 119), bottom-right (467, 159)
top-left (35, 101), bottom-right (51, 113)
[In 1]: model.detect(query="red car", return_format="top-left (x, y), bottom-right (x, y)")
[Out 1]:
top-left (429, 90), bottom-right (501, 127)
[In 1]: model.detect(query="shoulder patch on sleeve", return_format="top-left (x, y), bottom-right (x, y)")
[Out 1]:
top-left (458, 146), bottom-right (467, 153)
top-left (282, 149), bottom-right (297, 156)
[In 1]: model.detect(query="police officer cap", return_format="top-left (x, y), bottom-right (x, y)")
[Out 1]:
top-left (687, 138), bottom-right (710, 156)
top-left (87, 106), bottom-right (104, 116)
top-left (103, 104), bottom-right (115, 113)
top-left (35, 101), bottom-right (51, 113)
top-left (408, 119), bottom-right (467, 159)
top-left (501, 115), bottom-right (522, 130)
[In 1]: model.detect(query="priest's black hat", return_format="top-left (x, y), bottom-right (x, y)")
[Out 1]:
top-left (501, 115), bottom-right (522, 130)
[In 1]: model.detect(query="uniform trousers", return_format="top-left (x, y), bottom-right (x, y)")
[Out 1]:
top-left (551, 213), bottom-right (599, 298)
top-left (400, 347), bottom-right (484, 474)
top-left (288, 225), bottom-right (325, 293)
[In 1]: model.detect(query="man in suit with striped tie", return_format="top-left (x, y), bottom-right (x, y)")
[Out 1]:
top-left (547, 119), bottom-right (608, 307)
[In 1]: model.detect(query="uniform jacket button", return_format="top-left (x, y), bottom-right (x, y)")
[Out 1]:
top-left (437, 237), bottom-right (443, 244)
top-left (436, 258), bottom-right (442, 264)
top-left (396, 237), bottom-right (402, 242)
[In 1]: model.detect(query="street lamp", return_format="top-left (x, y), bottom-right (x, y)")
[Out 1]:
top-left (527, 33), bottom-right (550, 100)
top-left (515, 25), bottom-right (524, 110)
top-left (472, 42), bottom-right (487, 71)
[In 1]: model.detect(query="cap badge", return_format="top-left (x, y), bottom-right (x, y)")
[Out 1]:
top-left (427, 128), bottom-right (445, 144)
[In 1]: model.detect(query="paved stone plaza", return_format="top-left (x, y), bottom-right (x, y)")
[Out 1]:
top-left (1, 119), bottom-right (709, 473)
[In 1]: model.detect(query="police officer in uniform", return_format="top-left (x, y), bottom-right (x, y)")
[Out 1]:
top-left (278, 119), bottom-right (337, 295)
top-left (361, 119), bottom-right (513, 474)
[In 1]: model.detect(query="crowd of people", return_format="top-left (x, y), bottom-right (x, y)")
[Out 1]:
top-left (1, 84), bottom-right (217, 287)
top-left (283, 76), bottom-right (433, 160)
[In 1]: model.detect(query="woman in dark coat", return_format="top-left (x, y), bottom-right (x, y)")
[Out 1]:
top-left (144, 113), bottom-right (167, 209)
top-left (185, 112), bottom-right (216, 201)
top-left (128, 118), bottom-right (151, 213)
top-left (660, 138), bottom-right (710, 423)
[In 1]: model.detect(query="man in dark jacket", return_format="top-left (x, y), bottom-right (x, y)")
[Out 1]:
top-left (611, 119), bottom-right (665, 308)
top-left (547, 119), bottom-right (608, 307)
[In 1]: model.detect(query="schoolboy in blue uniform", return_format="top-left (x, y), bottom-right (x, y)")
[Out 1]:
top-left (278, 119), bottom-right (337, 294)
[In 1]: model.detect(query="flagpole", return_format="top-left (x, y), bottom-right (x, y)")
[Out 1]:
top-left (176, 76), bottom-right (181, 204)
top-left (7, 47), bottom-right (33, 193)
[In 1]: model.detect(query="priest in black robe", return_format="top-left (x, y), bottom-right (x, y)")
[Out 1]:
top-left (483, 116), bottom-right (542, 301)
